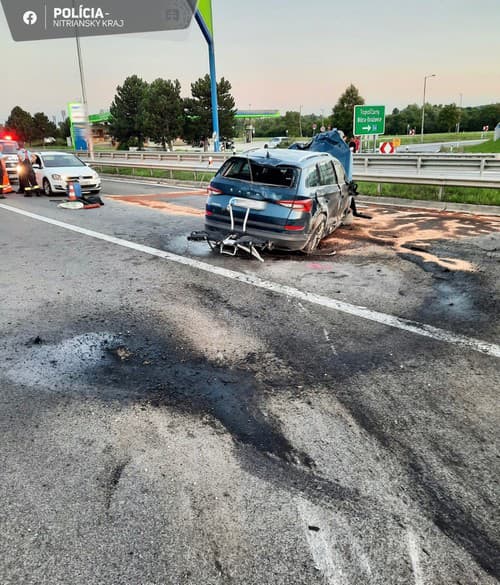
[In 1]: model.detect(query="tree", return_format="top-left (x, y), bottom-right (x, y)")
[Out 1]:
top-left (438, 104), bottom-right (460, 133)
top-left (109, 75), bottom-right (148, 148)
top-left (6, 106), bottom-right (34, 144)
top-left (32, 112), bottom-right (57, 143)
top-left (183, 75), bottom-right (236, 146)
top-left (58, 117), bottom-right (71, 141)
top-left (142, 79), bottom-right (183, 150)
top-left (284, 111), bottom-right (301, 137)
top-left (331, 84), bottom-right (365, 135)
top-left (385, 104), bottom-right (421, 135)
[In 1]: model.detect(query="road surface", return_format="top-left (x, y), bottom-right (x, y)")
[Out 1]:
top-left (0, 180), bottom-right (498, 584)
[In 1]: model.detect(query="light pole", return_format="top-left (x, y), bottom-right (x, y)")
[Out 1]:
top-left (299, 105), bottom-right (303, 137)
top-left (420, 74), bottom-right (436, 142)
top-left (457, 93), bottom-right (463, 133)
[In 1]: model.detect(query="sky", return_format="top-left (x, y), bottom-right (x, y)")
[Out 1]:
top-left (1, 0), bottom-right (499, 124)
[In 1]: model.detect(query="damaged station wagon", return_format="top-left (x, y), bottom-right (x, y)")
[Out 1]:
top-left (203, 148), bottom-right (355, 254)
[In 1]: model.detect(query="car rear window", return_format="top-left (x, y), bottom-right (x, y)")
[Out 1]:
top-left (221, 158), bottom-right (297, 188)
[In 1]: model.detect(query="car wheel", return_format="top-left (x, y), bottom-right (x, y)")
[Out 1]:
top-left (303, 214), bottom-right (326, 253)
top-left (42, 178), bottom-right (53, 196)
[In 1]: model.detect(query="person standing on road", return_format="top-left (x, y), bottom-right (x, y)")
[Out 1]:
top-left (17, 142), bottom-right (40, 196)
top-left (0, 144), bottom-right (8, 199)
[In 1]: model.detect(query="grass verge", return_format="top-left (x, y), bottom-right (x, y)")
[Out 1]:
top-left (463, 139), bottom-right (500, 154)
top-left (96, 166), bottom-right (216, 183)
top-left (358, 182), bottom-right (500, 206)
top-left (95, 166), bottom-right (499, 207)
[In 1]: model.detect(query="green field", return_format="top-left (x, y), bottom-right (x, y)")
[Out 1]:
top-left (96, 165), bottom-right (216, 183)
top-left (381, 131), bottom-right (493, 146)
top-left (463, 139), bottom-right (500, 153)
top-left (358, 182), bottom-right (500, 206)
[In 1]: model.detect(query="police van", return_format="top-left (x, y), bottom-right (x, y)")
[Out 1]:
top-left (0, 139), bottom-right (20, 184)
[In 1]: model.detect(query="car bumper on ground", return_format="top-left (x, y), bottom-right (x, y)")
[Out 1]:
top-left (205, 219), bottom-right (308, 251)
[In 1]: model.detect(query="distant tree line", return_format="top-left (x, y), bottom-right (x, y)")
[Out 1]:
top-left (252, 85), bottom-right (499, 138)
top-left (109, 74), bottom-right (236, 150)
top-left (385, 103), bottom-right (500, 135)
top-left (3, 81), bottom-right (498, 149)
top-left (2, 106), bottom-right (70, 144)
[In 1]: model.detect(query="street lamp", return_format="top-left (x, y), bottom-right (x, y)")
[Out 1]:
top-left (420, 74), bottom-right (436, 143)
top-left (299, 105), bottom-right (303, 137)
top-left (457, 93), bottom-right (463, 133)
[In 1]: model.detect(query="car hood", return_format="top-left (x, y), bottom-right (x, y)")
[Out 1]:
top-left (43, 166), bottom-right (96, 177)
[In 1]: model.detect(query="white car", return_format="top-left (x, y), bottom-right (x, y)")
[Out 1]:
top-left (31, 151), bottom-right (101, 196)
top-left (264, 136), bottom-right (287, 149)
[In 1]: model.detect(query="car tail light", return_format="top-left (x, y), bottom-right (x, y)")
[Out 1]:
top-left (207, 185), bottom-right (223, 195)
top-left (279, 198), bottom-right (313, 213)
top-left (284, 224), bottom-right (305, 231)
top-left (205, 210), bottom-right (213, 216)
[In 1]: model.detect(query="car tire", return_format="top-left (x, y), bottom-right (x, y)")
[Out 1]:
top-left (42, 178), bottom-right (53, 196)
top-left (303, 214), bottom-right (326, 253)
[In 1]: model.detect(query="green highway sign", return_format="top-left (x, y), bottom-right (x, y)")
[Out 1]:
top-left (353, 105), bottom-right (386, 135)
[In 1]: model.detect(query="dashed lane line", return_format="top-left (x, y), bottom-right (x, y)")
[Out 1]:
top-left (1, 203), bottom-right (499, 359)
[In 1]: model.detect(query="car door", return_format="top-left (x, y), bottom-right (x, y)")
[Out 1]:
top-left (332, 159), bottom-right (351, 216)
top-left (317, 160), bottom-right (342, 225)
top-left (32, 155), bottom-right (43, 186)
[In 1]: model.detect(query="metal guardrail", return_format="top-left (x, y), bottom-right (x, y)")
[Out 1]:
top-left (80, 150), bottom-right (230, 163)
top-left (353, 154), bottom-right (500, 178)
top-left (81, 151), bottom-right (500, 190)
top-left (80, 150), bottom-right (499, 173)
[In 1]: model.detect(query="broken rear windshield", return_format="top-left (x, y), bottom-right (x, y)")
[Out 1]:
top-left (221, 158), bottom-right (298, 188)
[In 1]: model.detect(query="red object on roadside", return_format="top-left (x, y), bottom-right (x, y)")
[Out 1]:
top-left (0, 159), bottom-right (13, 194)
top-left (379, 142), bottom-right (395, 154)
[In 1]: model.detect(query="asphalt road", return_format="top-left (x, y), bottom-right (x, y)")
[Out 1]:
top-left (0, 180), bottom-right (499, 585)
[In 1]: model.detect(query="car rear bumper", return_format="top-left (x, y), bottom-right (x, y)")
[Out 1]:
top-left (205, 218), bottom-right (308, 251)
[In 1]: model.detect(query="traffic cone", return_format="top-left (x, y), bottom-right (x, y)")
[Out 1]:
top-left (67, 181), bottom-right (77, 201)
top-left (0, 159), bottom-right (13, 196)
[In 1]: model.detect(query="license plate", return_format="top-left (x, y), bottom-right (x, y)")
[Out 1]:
top-left (229, 197), bottom-right (267, 210)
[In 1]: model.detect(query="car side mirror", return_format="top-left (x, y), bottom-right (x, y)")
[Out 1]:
top-left (32, 164), bottom-right (40, 169)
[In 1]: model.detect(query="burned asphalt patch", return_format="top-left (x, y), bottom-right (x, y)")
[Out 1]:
top-left (5, 302), bottom-right (498, 580)
top-left (4, 320), bottom-right (317, 472)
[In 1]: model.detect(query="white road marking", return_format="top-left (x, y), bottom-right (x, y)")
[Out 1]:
top-left (2, 203), bottom-right (499, 359)
top-left (406, 529), bottom-right (424, 585)
top-left (297, 500), bottom-right (340, 585)
top-left (323, 328), bottom-right (338, 355)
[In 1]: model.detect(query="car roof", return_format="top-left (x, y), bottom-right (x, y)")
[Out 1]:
top-left (236, 148), bottom-right (331, 167)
